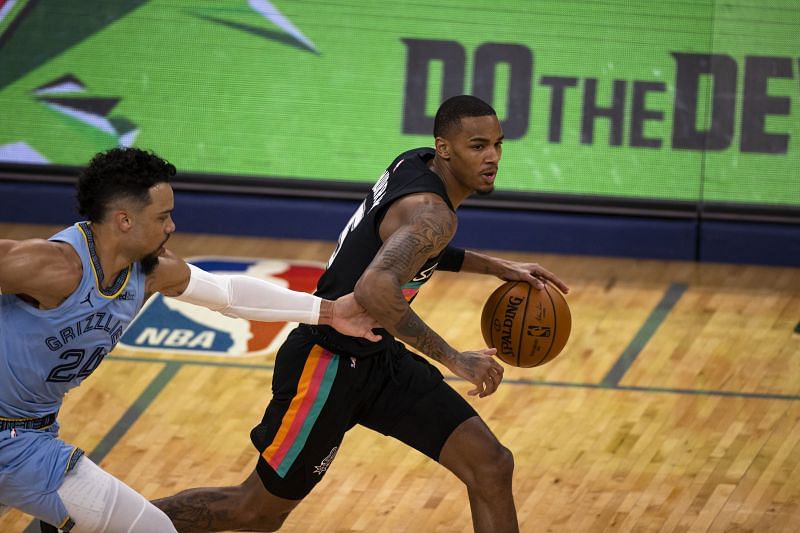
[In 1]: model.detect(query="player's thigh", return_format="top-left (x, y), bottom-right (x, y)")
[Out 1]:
top-left (249, 328), bottom-right (371, 500)
top-left (0, 428), bottom-right (82, 527)
top-left (358, 351), bottom-right (478, 461)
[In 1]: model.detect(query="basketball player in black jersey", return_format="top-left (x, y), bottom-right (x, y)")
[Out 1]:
top-left (155, 95), bottom-right (569, 532)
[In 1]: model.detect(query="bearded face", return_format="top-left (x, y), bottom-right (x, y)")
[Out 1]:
top-left (141, 251), bottom-right (160, 275)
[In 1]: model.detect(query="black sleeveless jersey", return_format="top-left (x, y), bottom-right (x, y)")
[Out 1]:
top-left (312, 147), bottom-right (455, 356)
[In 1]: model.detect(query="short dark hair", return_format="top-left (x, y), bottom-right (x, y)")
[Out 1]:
top-left (77, 148), bottom-right (176, 222)
top-left (433, 95), bottom-right (497, 138)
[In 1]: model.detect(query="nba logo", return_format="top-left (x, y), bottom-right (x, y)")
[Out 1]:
top-left (120, 257), bottom-right (325, 357)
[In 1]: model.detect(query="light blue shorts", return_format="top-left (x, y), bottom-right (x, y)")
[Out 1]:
top-left (0, 424), bottom-right (83, 527)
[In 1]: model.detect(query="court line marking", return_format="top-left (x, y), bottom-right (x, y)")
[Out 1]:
top-left (19, 313), bottom-right (797, 531)
top-left (600, 282), bottom-right (688, 387)
top-left (473, 378), bottom-right (800, 402)
top-left (103, 354), bottom-right (800, 402)
top-left (89, 362), bottom-right (182, 464)
top-left (12, 279), bottom-right (787, 529)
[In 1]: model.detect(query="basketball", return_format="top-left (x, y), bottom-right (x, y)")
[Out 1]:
top-left (481, 281), bottom-right (571, 367)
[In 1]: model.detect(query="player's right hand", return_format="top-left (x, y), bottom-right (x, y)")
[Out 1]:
top-left (494, 258), bottom-right (570, 294)
top-left (451, 348), bottom-right (504, 398)
top-left (329, 293), bottom-right (383, 342)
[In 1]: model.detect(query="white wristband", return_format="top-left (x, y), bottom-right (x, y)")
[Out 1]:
top-left (172, 264), bottom-right (321, 324)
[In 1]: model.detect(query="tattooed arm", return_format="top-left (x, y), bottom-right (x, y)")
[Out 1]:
top-left (354, 193), bottom-right (503, 397)
top-left (460, 249), bottom-right (570, 293)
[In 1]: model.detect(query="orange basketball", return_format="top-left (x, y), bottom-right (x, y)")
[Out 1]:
top-left (480, 281), bottom-right (571, 367)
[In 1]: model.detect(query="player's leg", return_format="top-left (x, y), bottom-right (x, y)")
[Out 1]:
top-left (57, 456), bottom-right (177, 533)
top-left (152, 469), bottom-right (299, 532)
top-left (359, 350), bottom-right (518, 533)
top-left (155, 327), bottom-right (366, 531)
top-left (438, 416), bottom-right (517, 533)
top-left (0, 431), bottom-right (73, 528)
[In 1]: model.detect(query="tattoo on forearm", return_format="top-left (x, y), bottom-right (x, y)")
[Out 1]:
top-left (395, 307), bottom-right (455, 365)
top-left (153, 493), bottom-right (234, 531)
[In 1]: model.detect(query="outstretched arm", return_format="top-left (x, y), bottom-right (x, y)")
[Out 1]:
top-left (439, 246), bottom-right (570, 294)
top-left (147, 252), bottom-right (380, 341)
top-left (354, 194), bottom-right (503, 397)
top-left (462, 249), bottom-right (570, 293)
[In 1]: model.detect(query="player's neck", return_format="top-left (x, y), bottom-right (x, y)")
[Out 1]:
top-left (429, 157), bottom-right (470, 209)
top-left (85, 222), bottom-right (134, 288)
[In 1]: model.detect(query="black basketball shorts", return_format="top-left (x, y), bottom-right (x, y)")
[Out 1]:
top-left (250, 325), bottom-right (477, 500)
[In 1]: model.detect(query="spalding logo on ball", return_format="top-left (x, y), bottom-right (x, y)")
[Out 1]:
top-left (481, 281), bottom-right (571, 367)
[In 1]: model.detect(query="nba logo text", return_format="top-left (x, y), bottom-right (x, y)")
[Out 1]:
top-left (120, 257), bottom-right (324, 357)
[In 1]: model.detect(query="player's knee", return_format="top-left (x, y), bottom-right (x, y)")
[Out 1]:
top-left (473, 441), bottom-right (514, 489)
top-left (490, 442), bottom-right (515, 478)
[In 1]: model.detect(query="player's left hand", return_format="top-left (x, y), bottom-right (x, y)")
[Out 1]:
top-left (330, 293), bottom-right (383, 341)
top-left (495, 258), bottom-right (570, 294)
top-left (450, 347), bottom-right (504, 398)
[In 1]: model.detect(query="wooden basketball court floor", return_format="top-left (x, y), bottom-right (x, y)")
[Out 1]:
top-left (1, 222), bottom-right (798, 532)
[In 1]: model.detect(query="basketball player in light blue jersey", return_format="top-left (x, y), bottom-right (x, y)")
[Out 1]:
top-left (0, 148), bottom-right (380, 532)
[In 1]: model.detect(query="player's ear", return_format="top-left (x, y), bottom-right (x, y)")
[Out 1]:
top-left (113, 210), bottom-right (133, 233)
top-left (435, 136), bottom-right (451, 159)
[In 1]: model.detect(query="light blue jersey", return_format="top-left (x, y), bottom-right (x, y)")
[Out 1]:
top-left (0, 222), bottom-right (146, 526)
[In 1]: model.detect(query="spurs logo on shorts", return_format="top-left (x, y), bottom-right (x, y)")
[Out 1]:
top-left (119, 257), bottom-right (325, 357)
top-left (313, 446), bottom-right (339, 475)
